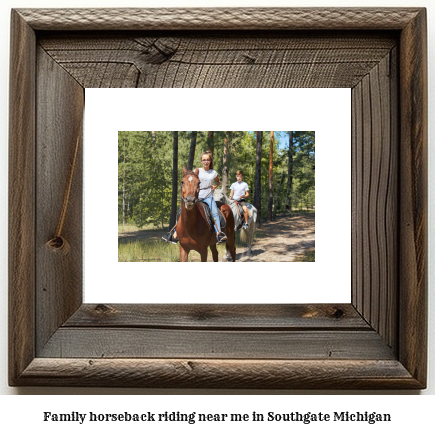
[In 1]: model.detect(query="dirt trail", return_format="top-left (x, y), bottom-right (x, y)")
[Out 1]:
top-left (236, 213), bottom-right (315, 262)
top-left (119, 213), bottom-right (314, 262)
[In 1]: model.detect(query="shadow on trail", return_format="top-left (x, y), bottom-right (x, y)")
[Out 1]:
top-left (260, 240), bottom-right (315, 257)
top-left (118, 228), bottom-right (166, 244)
top-left (234, 248), bottom-right (265, 261)
top-left (118, 212), bottom-right (315, 262)
top-left (255, 214), bottom-right (315, 236)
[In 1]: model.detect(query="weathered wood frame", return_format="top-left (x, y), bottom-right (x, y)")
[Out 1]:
top-left (9, 8), bottom-right (427, 388)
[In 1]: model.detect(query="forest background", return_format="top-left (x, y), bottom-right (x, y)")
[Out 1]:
top-left (118, 131), bottom-right (315, 230)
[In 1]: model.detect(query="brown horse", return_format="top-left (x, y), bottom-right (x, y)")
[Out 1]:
top-left (177, 167), bottom-right (236, 262)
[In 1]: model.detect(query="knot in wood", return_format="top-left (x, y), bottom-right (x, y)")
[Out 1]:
top-left (94, 304), bottom-right (116, 315)
top-left (139, 38), bottom-right (177, 64)
top-left (242, 53), bottom-right (256, 64)
top-left (45, 235), bottom-right (70, 255)
top-left (332, 308), bottom-right (345, 319)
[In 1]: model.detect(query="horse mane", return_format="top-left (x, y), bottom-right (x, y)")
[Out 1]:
top-left (214, 189), bottom-right (231, 204)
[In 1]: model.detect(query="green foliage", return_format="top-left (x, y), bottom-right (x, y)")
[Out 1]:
top-left (118, 131), bottom-right (315, 227)
top-left (292, 131), bottom-right (315, 196)
top-left (118, 131), bottom-right (172, 228)
top-left (294, 248), bottom-right (315, 262)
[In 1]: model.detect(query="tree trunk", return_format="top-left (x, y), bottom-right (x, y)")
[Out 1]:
top-left (187, 131), bottom-right (197, 171)
top-left (221, 132), bottom-right (229, 194)
top-left (122, 135), bottom-right (126, 226)
top-left (254, 131), bottom-right (263, 225)
top-left (207, 131), bottom-right (214, 155)
top-left (139, 178), bottom-right (142, 225)
top-left (169, 131), bottom-right (178, 228)
top-left (273, 167), bottom-right (286, 220)
top-left (161, 181), bottom-right (164, 229)
top-left (151, 131), bottom-right (156, 224)
top-left (268, 131), bottom-right (274, 221)
top-left (122, 168), bottom-right (125, 227)
top-left (287, 131), bottom-right (294, 213)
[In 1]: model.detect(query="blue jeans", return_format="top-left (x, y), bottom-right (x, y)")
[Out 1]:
top-left (203, 197), bottom-right (221, 232)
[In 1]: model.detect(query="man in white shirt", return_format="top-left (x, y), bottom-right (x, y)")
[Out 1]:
top-left (229, 170), bottom-right (250, 230)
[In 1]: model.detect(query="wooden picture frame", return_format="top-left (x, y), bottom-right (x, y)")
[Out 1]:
top-left (9, 8), bottom-right (427, 389)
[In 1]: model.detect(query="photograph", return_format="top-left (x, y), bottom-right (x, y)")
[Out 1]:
top-left (84, 88), bottom-right (348, 304)
top-left (118, 131), bottom-right (315, 263)
top-left (3, 3), bottom-right (430, 396)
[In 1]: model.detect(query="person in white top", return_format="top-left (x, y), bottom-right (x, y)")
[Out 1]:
top-left (162, 150), bottom-right (228, 245)
top-left (229, 170), bottom-right (250, 229)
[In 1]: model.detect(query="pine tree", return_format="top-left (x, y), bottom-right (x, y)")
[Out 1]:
top-left (207, 131), bottom-right (214, 155)
top-left (254, 131), bottom-right (263, 225)
top-left (187, 131), bottom-right (197, 171)
top-left (273, 157), bottom-right (286, 220)
top-left (169, 131), bottom-right (179, 228)
top-left (287, 131), bottom-right (294, 213)
top-left (221, 131), bottom-right (229, 194)
top-left (268, 131), bottom-right (274, 221)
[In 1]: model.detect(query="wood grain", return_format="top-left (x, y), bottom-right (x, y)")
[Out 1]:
top-left (65, 304), bottom-right (368, 329)
top-left (8, 7), bottom-right (427, 389)
top-left (387, 47), bottom-right (399, 350)
top-left (351, 50), bottom-right (398, 351)
top-left (17, 358), bottom-right (420, 389)
top-left (16, 8), bottom-right (422, 31)
top-left (398, 8), bottom-right (428, 386)
top-left (38, 328), bottom-right (395, 360)
top-left (38, 33), bottom-right (396, 89)
top-left (8, 10), bottom-right (36, 387)
top-left (35, 47), bottom-right (84, 353)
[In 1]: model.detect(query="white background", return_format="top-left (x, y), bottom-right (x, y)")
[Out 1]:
top-left (84, 88), bottom-right (351, 304)
top-left (0, 0), bottom-right (434, 421)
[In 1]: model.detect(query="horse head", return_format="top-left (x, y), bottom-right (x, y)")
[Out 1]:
top-left (181, 166), bottom-right (200, 210)
top-left (213, 188), bottom-right (223, 203)
top-left (213, 188), bottom-right (229, 204)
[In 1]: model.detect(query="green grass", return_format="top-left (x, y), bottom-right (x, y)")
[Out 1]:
top-left (118, 227), bottom-right (260, 262)
top-left (118, 224), bottom-right (139, 233)
top-left (118, 223), bottom-right (163, 233)
top-left (118, 239), bottom-right (232, 262)
top-left (294, 249), bottom-right (315, 262)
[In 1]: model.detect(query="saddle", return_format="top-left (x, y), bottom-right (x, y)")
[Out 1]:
top-left (200, 202), bottom-right (226, 234)
top-left (176, 202), bottom-right (226, 235)
top-left (231, 201), bottom-right (250, 231)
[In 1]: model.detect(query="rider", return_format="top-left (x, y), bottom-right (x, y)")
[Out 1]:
top-left (229, 169), bottom-right (250, 230)
top-left (162, 150), bottom-right (228, 245)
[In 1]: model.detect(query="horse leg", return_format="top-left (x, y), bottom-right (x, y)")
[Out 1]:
top-left (219, 203), bottom-right (236, 262)
top-left (227, 245), bottom-right (234, 261)
top-left (220, 229), bottom-right (233, 261)
top-left (226, 230), bottom-right (236, 262)
top-left (247, 222), bottom-right (255, 255)
top-left (179, 244), bottom-right (190, 262)
top-left (224, 243), bottom-right (231, 261)
top-left (247, 226), bottom-right (253, 255)
top-left (210, 244), bottom-right (219, 262)
top-left (229, 241), bottom-right (236, 262)
top-left (200, 248), bottom-right (208, 262)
